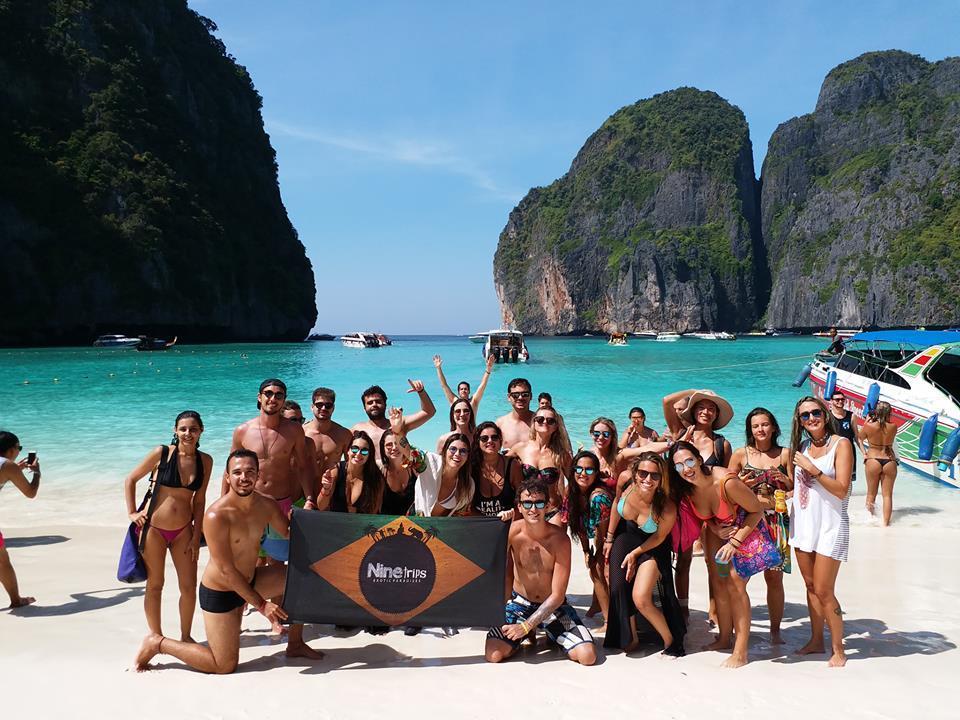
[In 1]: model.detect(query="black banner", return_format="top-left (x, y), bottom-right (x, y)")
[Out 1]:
top-left (284, 510), bottom-right (508, 627)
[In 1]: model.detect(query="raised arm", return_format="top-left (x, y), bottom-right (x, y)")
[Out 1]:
top-left (433, 355), bottom-right (457, 405)
top-left (4, 455), bottom-right (41, 500)
top-left (403, 378), bottom-right (437, 431)
top-left (470, 354), bottom-right (496, 414)
top-left (662, 389), bottom-right (694, 436)
top-left (124, 446), bottom-right (164, 525)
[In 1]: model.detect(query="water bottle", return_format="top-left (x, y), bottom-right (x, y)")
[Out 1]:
top-left (715, 550), bottom-right (730, 578)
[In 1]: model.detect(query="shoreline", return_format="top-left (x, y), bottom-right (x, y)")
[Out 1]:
top-left (2, 522), bottom-right (958, 719)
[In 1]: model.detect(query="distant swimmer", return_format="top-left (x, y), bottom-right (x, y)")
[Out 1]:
top-left (303, 387), bottom-right (352, 474)
top-left (496, 378), bottom-right (535, 449)
top-left (123, 411), bottom-right (212, 641)
top-left (485, 478), bottom-right (597, 666)
top-left (135, 450), bottom-right (324, 672)
top-left (0, 431), bottom-right (41, 609)
top-left (433, 352), bottom-right (495, 414)
top-left (351, 381), bottom-right (436, 462)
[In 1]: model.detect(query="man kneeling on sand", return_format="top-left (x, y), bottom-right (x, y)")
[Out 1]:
top-left (136, 450), bottom-right (323, 673)
top-left (485, 478), bottom-right (597, 666)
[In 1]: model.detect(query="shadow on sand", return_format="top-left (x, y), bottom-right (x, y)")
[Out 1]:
top-left (9, 586), bottom-right (143, 617)
top-left (4, 534), bottom-right (70, 548)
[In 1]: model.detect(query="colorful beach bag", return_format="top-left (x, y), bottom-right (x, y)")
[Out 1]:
top-left (732, 509), bottom-right (783, 578)
top-left (117, 446), bottom-right (167, 583)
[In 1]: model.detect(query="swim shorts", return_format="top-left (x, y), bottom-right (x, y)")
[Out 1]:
top-left (199, 571), bottom-right (259, 614)
top-left (487, 591), bottom-right (594, 654)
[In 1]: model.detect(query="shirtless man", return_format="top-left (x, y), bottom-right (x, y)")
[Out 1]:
top-left (485, 479), bottom-right (596, 665)
top-left (135, 450), bottom-right (323, 672)
top-left (433, 353), bottom-right (495, 414)
top-left (496, 378), bottom-right (535, 449)
top-left (303, 387), bottom-right (352, 474)
top-left (351, 381), bottom-right (436, 460)
top-left (226, 379), bottom-right (317, 510)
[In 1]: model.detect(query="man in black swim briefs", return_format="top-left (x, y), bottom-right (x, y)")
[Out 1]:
top-left (134, 450), bottom-right (324, 673)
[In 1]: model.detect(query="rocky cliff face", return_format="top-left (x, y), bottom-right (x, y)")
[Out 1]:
top-left (494, 88), bottom-right (765, 334)
top-left (761, 51), bottom-right (960, 327)
top-left (0, 0), bottom-right (317, 345)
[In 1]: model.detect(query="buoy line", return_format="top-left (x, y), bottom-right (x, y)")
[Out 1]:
top-left (652, 353), bottom-right (813, 373)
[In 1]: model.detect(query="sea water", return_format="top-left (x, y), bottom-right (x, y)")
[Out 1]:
top-left (2, 336), bottom-right (958, 527)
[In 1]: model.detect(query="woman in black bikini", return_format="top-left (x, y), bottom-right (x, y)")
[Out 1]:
top-left (862, 401), bottom-right (898, 526)
top-left (124, 411), bottom-right (213, 641)
top-left (728, 407), bottom-right (793, 644)
top-left (322, 431), bottom-right (383, 513)
top-left (470, 421), bottom-right (520, 519)
top-left (379, 429), bottom-right (418, 516)
top-left (506, 405), bottom-right (571, 522)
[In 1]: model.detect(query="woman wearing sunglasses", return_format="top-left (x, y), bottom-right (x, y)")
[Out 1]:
top-left (506, 406), bottom-right (572, 522)
top-left (788, 396), bottom-right (852, 667)
top-left (319, 430), bottom-right (384, 514)
top-left (668, 441), bottom-right (764, 668)
top-left (603, 452), bottom-right (684, 655)
top-left (590, 416), bottom-right (669, 492)
top-left (436, 398), bottom-right (476, 453)
top-left (565, 451), bottom-right (613, 631)
top-left (470, 422), bottom-right (520, 519)
top-left (728, 407), bottom-right (792, 645)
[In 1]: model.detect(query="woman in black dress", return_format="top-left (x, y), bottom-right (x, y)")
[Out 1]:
top-left (603, 452), bottom-right (685, 655)
top-left (470, 421), bottom-right (520, 518)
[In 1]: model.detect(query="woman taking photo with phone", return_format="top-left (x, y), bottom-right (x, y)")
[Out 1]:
top-left (0, 432), bottom-right (41, 608)
top-left (123, 411), bottom-right (212, 641)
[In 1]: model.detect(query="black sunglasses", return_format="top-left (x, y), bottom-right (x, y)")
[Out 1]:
top-left (261, 389), bottom-right (285, 400)
top-left (636, 469), bottom-right (662, 482)
top-left (519, 499), bottom-right (547, 510)
top-left (534, 416), bottom-right (557, 426)
top-left (800, 409), bottom-right (824, 421)
top-left (509, 391), bottom-right (532, 400)
top-left (313, 401), bottom-right (334, 409)
top-left (592, 430), bottom-right (611, 439)
top-left (478, 434), bottom-right (501, 443)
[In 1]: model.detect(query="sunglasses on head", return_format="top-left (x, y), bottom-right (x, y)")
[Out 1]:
top-left (574, 466), bottom-right (596, 476)
top-left (519, 499), bottom-right (547, 510)
top-left (636, 469), bottom-right (662, 482)
top-left (800, 409), bottom-right (824, 421)
top-left (478, 433), bottom-right (500, 443)
top-left (534, 416), bottom-right (557, 426)
top-left (261, 389), bottom-right (285, 400)
top-left (592, 430), bottom-right (611, 439)
top-left (674, 458), bottom-right (697, 473)
top-left (448, 446), bottom-right (469, 457)
top-left (349, 445), bottom-right (370, 456)
top-left (313, 400), bottom-right (334, 409)
top-left (509, 391), bottom-right (532, 400)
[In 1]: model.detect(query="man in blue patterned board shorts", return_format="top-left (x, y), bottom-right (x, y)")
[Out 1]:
top-left (485, 478), bottom-right (597, 665)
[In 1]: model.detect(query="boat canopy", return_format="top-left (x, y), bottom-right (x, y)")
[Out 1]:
top-left (850, 330), bottom-right (960, 346)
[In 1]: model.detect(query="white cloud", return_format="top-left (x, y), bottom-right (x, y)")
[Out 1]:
top-left (267, 120), bottom-right (520, 203)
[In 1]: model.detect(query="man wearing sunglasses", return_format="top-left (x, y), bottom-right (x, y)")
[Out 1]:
top-left (496, 378), bottom-right (535, 449)
top-left (227, 379), bottom-right (317, 511)
top-left (485, 479), bottom-right (597, 666)
top-left (304, 387), bottom-right (353, 474)
top-left (352, 380), bottom-right (436, 462)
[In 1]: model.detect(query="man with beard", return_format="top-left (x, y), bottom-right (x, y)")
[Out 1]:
top-left (351, 381), bottom-right (435, 461)
top-left (303, 387), bottom-right (353, 473)
top-left (135, 450), bottom-right (324, 672)
top-left (496, 378), bottom-right (535, 449)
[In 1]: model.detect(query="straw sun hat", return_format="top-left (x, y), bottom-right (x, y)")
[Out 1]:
top-left (679, 390), bottom-right (734, 430)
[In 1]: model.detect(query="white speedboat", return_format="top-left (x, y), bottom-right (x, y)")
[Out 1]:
top-left (804, 330), bottom-right (960, 488)
top-left (632, 331), bottom-right (658, 339)
top-left (686, 332), bottom-right (718, 340)
top-left (655, 332), bottom-right (681, 342)
top-left (468, 333), bottom-right (488, 344)
top-left (340, 332), bottom-right (380, 349)
top-left (93, 334), bottom-right (140, 348)
top-left (483, 329), bottom-right (529, 363)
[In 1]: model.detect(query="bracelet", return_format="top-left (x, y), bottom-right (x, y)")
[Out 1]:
top-left (729, 537), bottom-right (742, 548)
top-left (603, 539), bottom-right (613, 545)
top-left (519, 620), bottom-right (530, 634)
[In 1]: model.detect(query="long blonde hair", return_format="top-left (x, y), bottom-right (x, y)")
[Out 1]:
top-left (789, 396), bottom-right (838, 455)
top-left (529, 406), bottom-right (573, 468)
top-left (589, 416), bottom-right (619, 466)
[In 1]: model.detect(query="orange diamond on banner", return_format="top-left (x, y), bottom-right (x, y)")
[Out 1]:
top-left (310, 516), bottom-right (484, 625)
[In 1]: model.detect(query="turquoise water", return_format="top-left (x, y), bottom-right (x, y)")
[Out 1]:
top-left (2, 335), bottom-right (958, 526)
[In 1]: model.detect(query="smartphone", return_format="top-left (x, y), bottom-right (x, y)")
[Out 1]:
top-left (27, 451), bottom-right (37, 464)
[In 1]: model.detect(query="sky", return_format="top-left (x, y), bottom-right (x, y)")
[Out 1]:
top-left (189, 0), bottom-right (959, 335)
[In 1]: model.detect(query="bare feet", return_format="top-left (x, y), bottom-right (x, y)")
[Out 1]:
top-left (8, 596), bottom-right (35, 608)
top-left (135, 633), bottom-right (163, 671)
top-left (722, 652), bottom-right (748, 669)
top-left (828, 650), bottom-right (847, 667)
top-left (795, 639), bottom-right (826, 655)
top-left (769, 631), bottom-right (784, 645)
top-left (702, 637), bottom-right (733, 652)
top-left (286, 642), bottom-right (324, 660)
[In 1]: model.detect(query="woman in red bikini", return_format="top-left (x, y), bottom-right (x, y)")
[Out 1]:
top-left (124, 411), bottom-right (213, 641)
top-left (668, 441), bottom-right (764, 668)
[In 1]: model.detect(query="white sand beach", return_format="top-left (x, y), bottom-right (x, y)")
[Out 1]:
top-left (2, 518), bottom-right (958, 720)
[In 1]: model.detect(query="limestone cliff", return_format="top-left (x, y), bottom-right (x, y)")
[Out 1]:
top-left (493, 88), bottom-right (765, 334)
top-left (761, 51), bottom-right (960, 327)
top-left (0, 0), bottom-right (317, 345)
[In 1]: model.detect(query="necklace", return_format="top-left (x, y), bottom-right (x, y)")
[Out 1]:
top-left (257, 422), bottom-right (281, 459)
top-left (809, 433), bottom-right (830, 447)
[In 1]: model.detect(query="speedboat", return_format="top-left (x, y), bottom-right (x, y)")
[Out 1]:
top-left (135, 336), bottom-right (177, 352)
top-left (803, 330), bottom-right (960, 488)
top-left (632, 331), bottom-right (658, 339)
top-left (686, 332), bottom-right (718, 340)
top-left (375, 334), bottom-right (393, 347)
top-left (483, 329), bottom-right (529, 363)
top-left (340, 332), bottom-right (380, 349)
top-left (93, 334), bottom-right (139, 348)
top-left (608, 332), bottom-right (628, 346)
top-left (467, 333), bottom-right (488, 344)
top-left (655, 332), bottom-right (681, 342)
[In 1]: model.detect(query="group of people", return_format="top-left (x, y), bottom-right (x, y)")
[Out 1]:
top-left (3, 353), bottom-right (891, 674)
